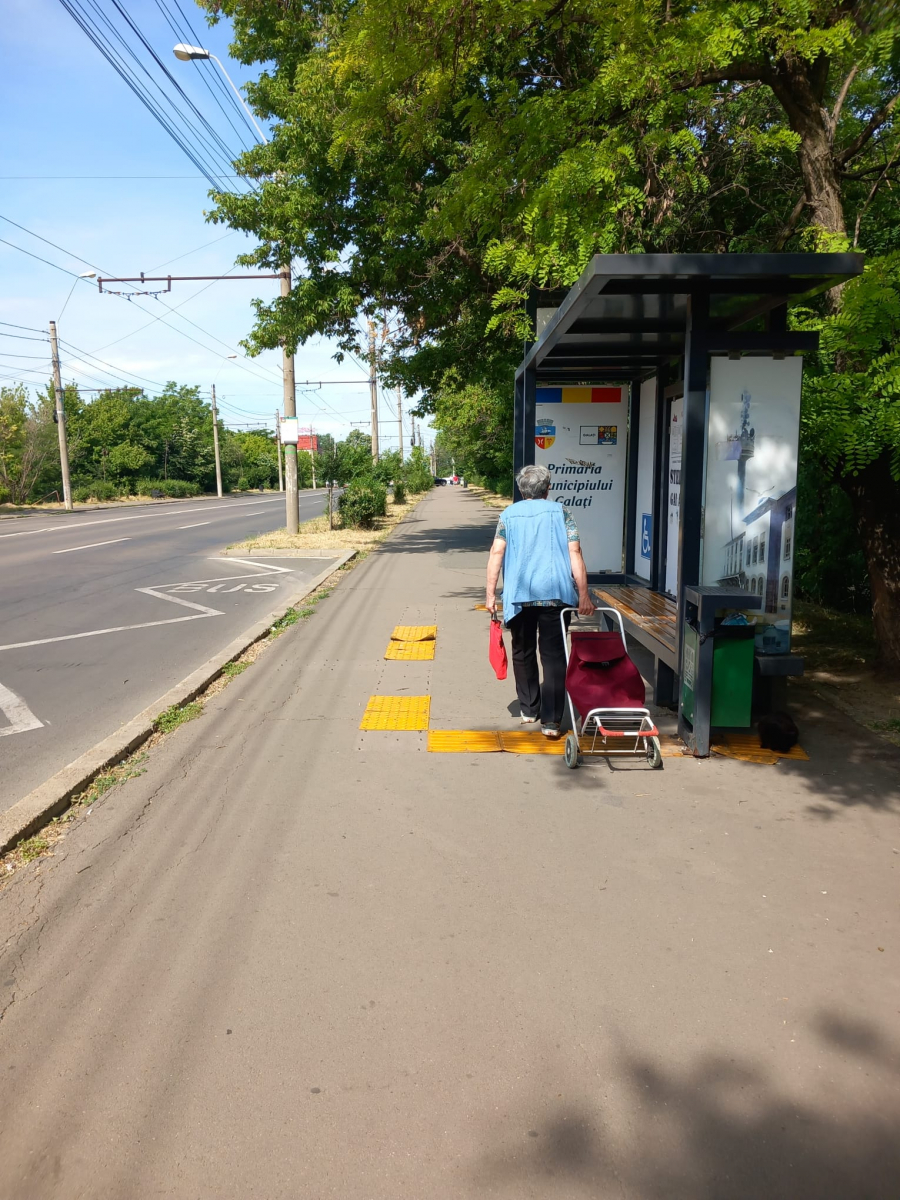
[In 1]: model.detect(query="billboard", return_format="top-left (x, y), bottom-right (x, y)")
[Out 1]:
top-left (703, 358), bottom-right (803, 654)
top-left (297, 433), bottom-right (319, 453)
top-left (533, 384), bottom-right (629, 573)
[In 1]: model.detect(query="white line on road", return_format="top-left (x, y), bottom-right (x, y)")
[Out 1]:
top-left (52, 538), bottom-right (132, 555)
top-left (0, 560), bottom-right (290, 652)
top-left (0, 614), bottom-right (219, 653)
top-left (0, 497), bottom-right (286, 545)
top-left (0, 680), bottom-right (43, 738)
top-left (0, 527), bottom-right (56, 539)
top-left (179, 522), bottom-right (211, 529)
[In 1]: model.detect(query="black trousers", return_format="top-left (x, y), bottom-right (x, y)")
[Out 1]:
top-left (508, 606), bottom-right (569, 725)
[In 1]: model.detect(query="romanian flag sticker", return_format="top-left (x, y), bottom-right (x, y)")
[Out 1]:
top-left (535, 423), bottom-right (556, 449)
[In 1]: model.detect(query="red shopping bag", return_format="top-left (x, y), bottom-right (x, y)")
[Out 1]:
top-left (489, 615), bottom-right (508, 680)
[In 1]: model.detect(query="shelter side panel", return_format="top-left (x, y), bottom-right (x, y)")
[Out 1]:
top-left (534, 387), bottom-right (628, 573)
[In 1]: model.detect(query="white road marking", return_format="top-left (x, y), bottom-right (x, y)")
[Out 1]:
top-left (0, 559), bottom-right (292, 652)
top-left (0, 497), bottom-right (284, 545)
top-left (0, 526), bottom-right (55, 539)
top-left (52, 537), bottom-right (132, 555)
top-left (0, 680), bottom-right (43, 738)
top-left (212, 557), bottom-right (294, 574)
top-left (179, 521), bottom-right (210, 529)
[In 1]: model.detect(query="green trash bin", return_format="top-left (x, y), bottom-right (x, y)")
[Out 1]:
top-left (681, 623), bottom-right (754, 729)
top-left (710, 626), bottom-right (755, 727)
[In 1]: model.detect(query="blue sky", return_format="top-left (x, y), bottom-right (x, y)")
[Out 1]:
top-left (0, 0), bottom-right (424, 451)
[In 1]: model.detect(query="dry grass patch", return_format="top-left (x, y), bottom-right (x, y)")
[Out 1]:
top-left (467, 485), bottom-right (512, 510)
top-left (227, 490), bottom-right (429, 554)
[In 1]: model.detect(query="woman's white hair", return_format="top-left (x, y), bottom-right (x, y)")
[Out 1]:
top-left (516, 464), bottom-right (551, 499)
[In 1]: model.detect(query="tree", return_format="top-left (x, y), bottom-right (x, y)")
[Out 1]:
top-left (205, 0), bottom-right (900, 661)
top-left (0, 385), bottom-right (58, 504)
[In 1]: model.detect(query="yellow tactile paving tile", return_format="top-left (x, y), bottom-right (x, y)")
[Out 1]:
top-left (427, 731), bottom-right (503, 753)
top-left (384, 640), bottom-right (436, 661)
top-left (390, 625), bottom-right (437, 643)
top-left (711, 733), bottom-right (809, 764)
top-left (498, 731), bottom-right (566, 754)
top-left (427, 731), bottom-right (685, 757)
top-left (360, 695), bottom-right (431, 731)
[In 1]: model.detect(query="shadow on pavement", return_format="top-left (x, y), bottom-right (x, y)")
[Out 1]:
top-left (471, 1014), bottom-right (900, 1198)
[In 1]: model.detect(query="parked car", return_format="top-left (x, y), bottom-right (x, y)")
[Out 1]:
top-left (434, 476), bottom-right (448, 486)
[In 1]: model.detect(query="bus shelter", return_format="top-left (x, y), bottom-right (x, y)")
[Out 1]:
top-left (513, 253), bottom-right (863, 755)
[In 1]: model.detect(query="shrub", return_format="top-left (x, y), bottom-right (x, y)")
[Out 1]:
top-left (73, 481), bottom-right (121, 502)
top-left (392, 479), bottom-right (406, 505)
top-left (133, 478), bottom-right (201, 498)
top-left (339, 478), bottom-right (388, 528)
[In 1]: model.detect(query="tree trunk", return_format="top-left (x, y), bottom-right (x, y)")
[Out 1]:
top-left (768, 56), bottom-right (847, 237)
top-left (843, 455), bottom-right (900, 669)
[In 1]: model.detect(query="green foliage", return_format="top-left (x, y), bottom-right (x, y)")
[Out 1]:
top-left (794, 457), bottom-right (870, 614)
top-left (133, 478), bottom-right (201, 498)
top-left (392, 478), bottom-right (406, 504)
top-left (339, 477), bottom-right (388, 528)
top-left (73, 481), bottom-right (121, 502)
top-left (0, 384), bottom-right (59, 504)
top-left (431, 375), bottom-right (513, 492)
top-left (799, 254), bottom-right (900, 483)
top-left (16, 836), bottom-right (49, 864)
top-left (154, 701), bottom-right (203, 733)
top-left (404, 446), bottom-right (434, 493)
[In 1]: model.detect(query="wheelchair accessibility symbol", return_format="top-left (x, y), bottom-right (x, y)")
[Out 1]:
top-left (641, 513), bottom-right (652, 559)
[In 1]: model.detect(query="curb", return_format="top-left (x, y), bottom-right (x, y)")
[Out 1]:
top-left (0, 550), bottom-right (357, 856)
top-left (220, 547), bottom-right (358, 559)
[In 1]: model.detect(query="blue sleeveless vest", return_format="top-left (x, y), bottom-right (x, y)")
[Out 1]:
top-left (500, 499), bottom-right (577, 625)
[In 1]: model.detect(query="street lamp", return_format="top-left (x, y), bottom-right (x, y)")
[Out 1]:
top-left (172, 44), bottom-right (268, 144)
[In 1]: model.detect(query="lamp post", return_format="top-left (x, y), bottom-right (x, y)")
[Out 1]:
top-left (172, 44), bottom-right (269, 144)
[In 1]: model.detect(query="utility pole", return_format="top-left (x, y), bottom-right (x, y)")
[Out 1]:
top-left (368, 320), bottom-right (379, 462)
top-left (48, 320), bottom-right (73, 511)
top-left (307, 429), bottom-right (317, 489)
top-left (396, 386), bottom-right (404, 459)
top-left (275, 409), bottom-right (284, 492)
top-left (282, 266), bottom-right (299, 533)
top-left (210, 384), bottom-right (223, 498)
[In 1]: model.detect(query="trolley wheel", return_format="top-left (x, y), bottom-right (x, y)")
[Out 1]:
top-left (564, 734), bottom-right (580, 769)
top-left (646, 736), bottom-right (663, 769)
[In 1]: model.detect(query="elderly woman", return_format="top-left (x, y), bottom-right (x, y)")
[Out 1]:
top-left (485, 465), bottom-right (595, 738)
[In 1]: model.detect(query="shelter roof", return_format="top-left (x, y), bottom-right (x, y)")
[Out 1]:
top-left (519, 253), bottom-right (864, 381)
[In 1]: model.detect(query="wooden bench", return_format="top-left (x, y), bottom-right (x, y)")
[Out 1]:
top-left (595, 584), bottom-right (678, 705)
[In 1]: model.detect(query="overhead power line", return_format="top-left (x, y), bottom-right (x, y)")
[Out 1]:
top-left (55, 0), bottom-right (252, 194)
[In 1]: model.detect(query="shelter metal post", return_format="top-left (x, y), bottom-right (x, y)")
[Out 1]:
top-left (624, 378), bottom-right (640, 577)
top-left (677, 291), bottom-right (710, 749)
top-left (513, 372), bottom-right (525, 489)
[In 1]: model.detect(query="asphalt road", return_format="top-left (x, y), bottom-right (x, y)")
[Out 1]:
top-left (0, 492), bottom-right (334, 810)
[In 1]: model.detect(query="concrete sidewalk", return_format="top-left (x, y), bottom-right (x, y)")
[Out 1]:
top-left (1, 487), bottom-right (898, 1199)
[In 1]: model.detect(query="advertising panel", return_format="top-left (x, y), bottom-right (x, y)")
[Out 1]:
top-left (665, 398), bottom-right (683, 597)
top-left (703, 357), bottom-right (803, 654)
top-left (533, 385), bottom-right (629, 573)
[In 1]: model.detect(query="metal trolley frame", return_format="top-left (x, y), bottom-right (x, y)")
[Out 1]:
top-left (560, 606), bottom-right (663, 770)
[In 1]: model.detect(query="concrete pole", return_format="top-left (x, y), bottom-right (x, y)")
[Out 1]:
top-left (309, 429), bottom-right (316, 489)
top-left (210, 384), bottom-right (223, 498)
top-left (397, 386), bottom-right (404, 459)
top-left (275, 409), bottom-right (284, 492)
top-left (368, 321), bottom-right (379, 462)
top-left (282, 266), bottom-right (299, 534)
top-left (48, 320), bottom-right (73, 511)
